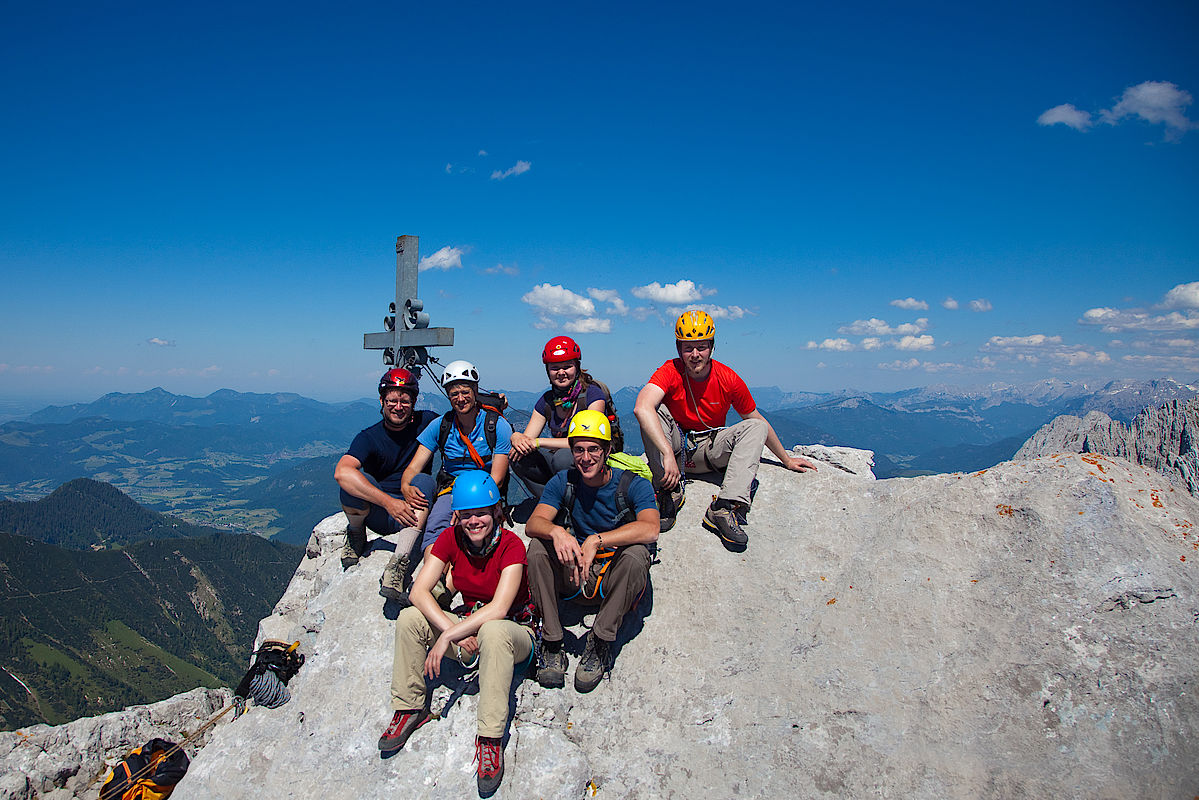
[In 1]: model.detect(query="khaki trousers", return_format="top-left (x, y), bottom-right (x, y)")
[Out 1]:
top-left (390, 606), bottom-right (532, 738)
top-left (641, 405), bottom-right (768, 506)
top-left (526, 537), bottom-right (651, 643)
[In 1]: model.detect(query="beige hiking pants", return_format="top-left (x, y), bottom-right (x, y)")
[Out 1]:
top-left (641, 405), bottom-right (768, 506)
top-left (390, 606), bottom-right (532, 738)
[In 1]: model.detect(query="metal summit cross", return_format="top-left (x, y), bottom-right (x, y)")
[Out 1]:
top-left (363, 235), bottom-right (454, 376)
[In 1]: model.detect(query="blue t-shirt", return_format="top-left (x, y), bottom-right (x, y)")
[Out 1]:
top-left (345, 411), bottom-right (439, 493)
top-left (539, 468), bottom-right (656, 542)
top-left (417, 411), bottom-right (514, 476)
top-left (533, 384), bottom-right (608, 438)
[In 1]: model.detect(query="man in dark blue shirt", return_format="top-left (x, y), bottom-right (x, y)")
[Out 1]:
top-left (334, 368), bottom-right (438, 598)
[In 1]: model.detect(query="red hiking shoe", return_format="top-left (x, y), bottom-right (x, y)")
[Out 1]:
top-left (377, 708), bottom-right (429, 752)
top-left (474, 735), bottom-right (504, 796)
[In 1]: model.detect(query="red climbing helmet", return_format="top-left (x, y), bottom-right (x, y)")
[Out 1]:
top-left (378, 368), bottom-right (419, 397)
top-left (542, 336), bottom-right (582, 364)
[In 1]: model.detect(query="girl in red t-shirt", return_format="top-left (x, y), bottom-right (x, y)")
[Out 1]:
top-left (379, 472), bottom-right (533, 795)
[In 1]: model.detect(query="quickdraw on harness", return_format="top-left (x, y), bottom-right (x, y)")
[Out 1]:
top-left (232, 640), bottom-right (304, 718)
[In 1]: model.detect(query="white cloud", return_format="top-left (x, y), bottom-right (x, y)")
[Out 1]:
top-left (969, 298), bottom-right (993, 312)
top-left (1162, 281), bottom-right (1199, 310)
top-left (838, 317), bottom-right (928, 336)
top-left (1051, 349), bottom-right (1111, 367)
top-left (942, 297), bottom-right (959, 310)
top-left (861, 337), bottom-right (883, 351)
top-left (1037, 103), bottom-right (1093, 131)
top-left (879, 358), bottom-right (920, 371)
top-left (895, 334), bottom-right (935, 351)
top-left (878, 358), bottom-right (959, 372)
top-left (987, 334), bottom-right (1062, 348)
top-left (490, 160), bottom-right (531, 180)
top-left (478, 150), bottom-right (488, 156)
top-left (445, 163), bottom-right (453, 174)
top-left (483, 263), bottom-right (519, 276)
top-left (890, 297), bottom-right (929, 311)
top-left (1122, 353), bottom-right (1199, 370)
top-left (805, 338), bottom-right (854, 352)
top-left (1162, 338), bottom-right (1198, 349)
top-left (632, 280), bottom-right (704, 304)
top-left (1101, 81), bottom-right (1196, 139)
top-left (666, 303), bottom-right (748, 321)
top-left (419, 245), bottom-right (465, 271)
top-left (146, 337), bottom-right (175, 347)
top-left (588, 288), bottom-right (628, 315)
top-left (564, 318), bottom-right (612, 334)
top-left (1081, 306), bottom-right (1199, 332)
top-left (522, 284), bottom-right (595, 317)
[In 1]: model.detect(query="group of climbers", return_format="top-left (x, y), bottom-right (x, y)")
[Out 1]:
top-left (332, 309), bottom-right (815, 795)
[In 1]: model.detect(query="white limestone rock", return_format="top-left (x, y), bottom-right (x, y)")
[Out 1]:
top-left (172, 447), bottom-right (1199, 798)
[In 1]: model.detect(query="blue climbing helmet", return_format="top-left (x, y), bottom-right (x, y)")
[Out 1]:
top-left (450, 471), bottom-right (502, 511)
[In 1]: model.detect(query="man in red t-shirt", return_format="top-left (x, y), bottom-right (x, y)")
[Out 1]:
top-left (633, 310), bottom-right (816, 547)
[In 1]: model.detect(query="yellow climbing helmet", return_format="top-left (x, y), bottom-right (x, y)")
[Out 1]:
top-left (567, 409), bottom-right (612, 442)
top-left (675, 309), bottom-right (715, 341)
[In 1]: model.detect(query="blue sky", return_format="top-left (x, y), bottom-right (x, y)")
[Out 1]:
top-left (2, 1), bottom-right (1197, 403)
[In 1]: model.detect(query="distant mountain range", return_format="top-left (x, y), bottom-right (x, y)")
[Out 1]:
top-left (0, 379), bottom-right (1193, 543)
top-left (0, 479), bottom-right (302, 730)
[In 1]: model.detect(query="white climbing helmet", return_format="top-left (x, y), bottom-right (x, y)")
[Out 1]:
top-left (440, 359), bottom-right (480, 388)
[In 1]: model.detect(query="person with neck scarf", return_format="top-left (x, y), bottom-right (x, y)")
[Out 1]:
top-left (379, 471), bottom-right (533, 796)
top-left (509, 335), bottom-right (611, 499)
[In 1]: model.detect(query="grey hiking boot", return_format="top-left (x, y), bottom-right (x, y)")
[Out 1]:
top-left (340, 528), bottom-right (368, 569)
top-left (377, 707), bottom-right (429, 752)
top-left (574, 633), bottom-right (611, 693)
top-left (379, 552), bottom-right (410, 600)
top-left (703, 500), bottom-right (748, 547)
top-left (536, 646), bottom-right (568, 688)
top-left (395, 577), bottom-right (455, 610)
top-left (657, 487), bottom-right (685, 533)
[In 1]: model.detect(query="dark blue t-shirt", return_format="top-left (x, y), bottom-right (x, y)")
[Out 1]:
top-left (539, 468), bottom-right (656, 543)
top-left (533, 384), bottom-right (607, 437)
top-left (345, 410), bottom-right (438, 493)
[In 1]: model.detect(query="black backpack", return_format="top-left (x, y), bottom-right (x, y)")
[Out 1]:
top-left (541, 378), bottom-right (625, 453)
top-left (99, 738), bottom-right (190, 800)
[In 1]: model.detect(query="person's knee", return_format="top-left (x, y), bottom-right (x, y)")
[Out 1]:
top-left (397, 606), bottom-right (426, 637)
top-left (477, 620), bottom-right (507, 649)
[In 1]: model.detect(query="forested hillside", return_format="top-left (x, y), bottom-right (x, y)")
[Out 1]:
top-left (0, 527), bottom-right (301, 730)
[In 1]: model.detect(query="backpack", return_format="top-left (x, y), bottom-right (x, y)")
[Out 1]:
top-left (232, 640), bottom-right (305, 715)
top-left (541, 378), bottom-right (625, 453)
top-left (100, 738), bottom-right (190, 800)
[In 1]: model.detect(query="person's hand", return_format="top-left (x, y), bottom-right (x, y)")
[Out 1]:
top-left (402, 483), bottom-right (428, 509)
top-left (383, 496), bottom-right (418, 527)
top-left (553, 529), bottom-right (585, 588)
top-left (784, 455), bottom-right (818, 473)
top-left (424, 635), bottom-right (450, 679)
top-left (456, 636), bottom-right (479, 657)
top-left (579, 535), bottom-right (601, 581)
top-left (510, 432), bottom-right (537, 459)
top-left (660, 459), bottom-right (682, 490)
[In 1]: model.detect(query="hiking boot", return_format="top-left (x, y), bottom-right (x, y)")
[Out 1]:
top-left (475, 735), bottom-right (504, 796)
top-left (536, 646), bottom-right (568, 688)
top-left (379, 553), bottom-right (410, 600)
top-left (394, 577), bottom-right (454, 610)
top-left (703, 500), bottom-right (748, 547)
top-left (340, 528), bottom-right (368, 569)
top-left (574, 633), bottom-right (611, 693)
top-left (377, 708), bottom-right (429, 752)
top-left (657, 487), bottom-right (684, 533)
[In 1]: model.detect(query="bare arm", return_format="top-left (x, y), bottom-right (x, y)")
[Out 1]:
top-left (423, 563), bottom-right (525, 679)
top-left (400, 445), bottom-right (435, 507)
top-left (334, 454), bottom-right (421, 526)
top-left (511, 410), bottom-right (549, 458)
top-left (742, 408), bottom-right (817, 472)
top-left (634, 382), bottom-right (680, 489)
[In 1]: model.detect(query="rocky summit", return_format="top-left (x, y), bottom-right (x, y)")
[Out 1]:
top-left (165, 443), bottom-right (1198, 799)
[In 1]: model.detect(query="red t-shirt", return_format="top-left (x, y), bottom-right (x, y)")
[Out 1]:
top-left (430, 527), bottom-right (531, 617)
top-left (648, 358), bottom-right (756, 432)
